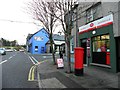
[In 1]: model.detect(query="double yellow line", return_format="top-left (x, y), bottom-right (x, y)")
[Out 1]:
top-left (28, 60), bottom-right (48, 81)
top-left (28, 65), bottom-right (36, 81)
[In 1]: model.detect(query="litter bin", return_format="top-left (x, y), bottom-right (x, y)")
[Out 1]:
top-left (74, 47), bottom-right (84, 76)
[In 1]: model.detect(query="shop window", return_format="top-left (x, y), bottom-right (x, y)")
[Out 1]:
top-left (92, 35), bottom-right (110, 52)
top-left (92, 34), bottom-right (110, 66)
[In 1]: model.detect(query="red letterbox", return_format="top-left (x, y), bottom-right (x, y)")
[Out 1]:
top-left (74, 47), bottom-right (84, 76)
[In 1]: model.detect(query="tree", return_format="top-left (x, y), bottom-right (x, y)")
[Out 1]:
top-left (54, 0), bottom-right (76, 73)
top-left (11, 40), bottom-right (17, 46)
top-left (1, 38), bottom-right (10, 46)
top-left (27, 0), bottom-right (58, 64)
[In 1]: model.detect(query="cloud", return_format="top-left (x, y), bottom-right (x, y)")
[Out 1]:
top-left (0, 0), bottom-right (41, 45)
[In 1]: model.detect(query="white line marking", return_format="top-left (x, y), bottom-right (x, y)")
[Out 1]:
top-left (9, 56), bottom-right (13, 59)
top-left (0, 60), bottom-right (8, 64)
top-left (43, 56), bottom-right (46, 58)
top-left (9, 54), bottom-right (17, 59)
top-left (13, 54), bottom-right (16, 57)
top-left (31, 56), bottom-right (39, 64)
top-left (28, 56), bottom-right (36, 65)
top-left (24, 52), bottom-right (26, 54)
top-left (37, 72), bottom-right (43, 88)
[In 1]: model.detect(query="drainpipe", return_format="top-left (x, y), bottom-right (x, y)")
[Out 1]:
top-left (74, 3), bottom-right (79, 47)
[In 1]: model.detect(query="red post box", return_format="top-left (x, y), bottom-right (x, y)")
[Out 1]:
top-left (74, 47), bottom-right (84, 76)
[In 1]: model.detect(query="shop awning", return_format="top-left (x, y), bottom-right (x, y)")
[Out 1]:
top-left (54, 41), bottom-right (65, 45)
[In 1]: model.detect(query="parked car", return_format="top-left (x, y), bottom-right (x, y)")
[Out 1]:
top-left (19, 49), bottom-right (24, 52)
top-left (5, 48), bottom-right (13, 52)
top-left (0, 48), bottom-right (6, 55)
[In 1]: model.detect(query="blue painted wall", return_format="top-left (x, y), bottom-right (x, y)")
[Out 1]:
top-left (28, 28), bottom-right (49, 54)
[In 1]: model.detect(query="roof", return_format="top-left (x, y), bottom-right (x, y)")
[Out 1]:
top-left (53, 34), bottom-right (65, 41)
top-left (27, 28), bottom-right (49, 40)
top-left (26, 34), bottom-right (33, 41)
top-left (46, 34), bottom-right (65, 45)
top-left (54, 40), bottom-right (65, 45)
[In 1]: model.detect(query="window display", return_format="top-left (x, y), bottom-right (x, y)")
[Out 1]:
top-left (92, 35), bottom-right (110, 52)
top-left (92, 34), bottom-right (110, 66)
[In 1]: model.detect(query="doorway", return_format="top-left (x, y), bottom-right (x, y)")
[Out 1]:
top-left (81, 39), bottom-right (87, 64)
top-left (116, 37), bottom-right (120, 72)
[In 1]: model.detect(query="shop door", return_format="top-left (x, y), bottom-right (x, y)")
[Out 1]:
top-left (81, 39), bottom-right (87, 64)
top-left (117, 37), bottom-right (120, 72)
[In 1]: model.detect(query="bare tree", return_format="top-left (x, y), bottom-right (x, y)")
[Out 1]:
top-left (54, 0), bottom-right (75, 73)
top-left (27, 0), bottom-right (58, 64)
top-left (27, 0), bottom-right (77, 71)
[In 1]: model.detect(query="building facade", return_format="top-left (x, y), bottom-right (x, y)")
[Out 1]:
top-left (46, 34), bottom-right (65, 54)
top-left (26, 28), bottom-right (49, 54)
top-left (70, 2), bottom-right (120, 73)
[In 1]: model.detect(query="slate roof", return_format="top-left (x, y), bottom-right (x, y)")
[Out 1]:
top-left (52, 34), bottom-right (65, 41)
top-left (27, 28), bottom-right (49, 40)
top-left (26, 34), bottom-right (33, 41)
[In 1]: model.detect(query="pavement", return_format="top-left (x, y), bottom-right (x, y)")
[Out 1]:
top-left (35, 53), bottom-right (119, 89)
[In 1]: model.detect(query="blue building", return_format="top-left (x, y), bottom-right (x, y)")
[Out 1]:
top-left (26, 28), bottom-right (49, 54)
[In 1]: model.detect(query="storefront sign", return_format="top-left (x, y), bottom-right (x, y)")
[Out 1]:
top-left (34, 36), bottom-right (43, 41)
top-left (79, 14), bottom-right (113, 34)
top-left (87, 38), bottom-right (91, 58)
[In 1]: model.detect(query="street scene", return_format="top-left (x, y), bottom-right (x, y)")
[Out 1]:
top-left (0, 51), bottom-right (119, 89)
top-left (0, 0), bottom-right (120, 89)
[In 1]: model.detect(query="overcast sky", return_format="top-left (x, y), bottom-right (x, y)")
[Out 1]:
top-left (0, 0), bottom-right (46, 45)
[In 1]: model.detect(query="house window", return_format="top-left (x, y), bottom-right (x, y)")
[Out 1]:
top-left (86, 9), bottom-right (94, 22)
top-left (86, 2), bottom-right (102, 23)
top-left (41, 47), bottom-right (44, 52)
top-left (35, 46), bottom-right (38, 52)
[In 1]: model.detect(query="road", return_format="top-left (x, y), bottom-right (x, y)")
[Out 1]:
top-left (1, 51), bottom-right (39, 88)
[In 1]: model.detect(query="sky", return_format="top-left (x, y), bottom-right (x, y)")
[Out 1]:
top-left (0, 0), bottom-right (62, 45)
top-left (0, 0), bottom-right (41, 45)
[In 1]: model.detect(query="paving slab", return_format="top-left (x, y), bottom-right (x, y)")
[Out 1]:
top-left (40, 78), bottom-right (67, 88)
top-left (35, 54), bottom-right (119, 89)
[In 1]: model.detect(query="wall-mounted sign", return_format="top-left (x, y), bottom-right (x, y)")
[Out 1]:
top-left (79, 14), bottom-right (113, 34)
top-left (86, 38), bottom-right (90, 58)
top-left (34, 36), bottom-right (43, 41)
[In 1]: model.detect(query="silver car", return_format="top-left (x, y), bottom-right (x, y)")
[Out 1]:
top-left (0, 48), bottom-right (6, 55)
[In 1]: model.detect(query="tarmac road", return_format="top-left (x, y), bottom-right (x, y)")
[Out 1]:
top-left (2, 51), bottom-right (39, 89)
